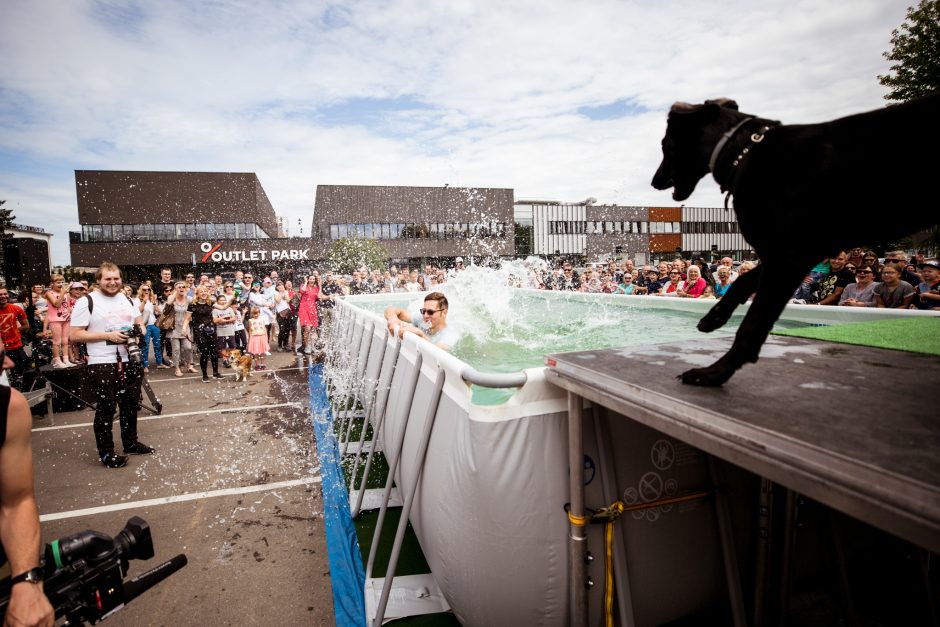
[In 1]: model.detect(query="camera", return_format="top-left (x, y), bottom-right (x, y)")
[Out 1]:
top-left (0, 516), bottom-right (186, 625)
top-left (123, 325), bottom-right (145, 365)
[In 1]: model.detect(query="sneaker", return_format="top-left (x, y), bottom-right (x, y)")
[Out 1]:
top-left (264, 351), bottom-right (271, 356)
top-left (202, 375), bottom-right (210, 383)
top-left (52, 359), bottom-right (67, 369)
top-left (157, 364), bottom-right (170, 369)
top-left (212, 372), bottom-right (224, 379)
top-left (124, 441), bottom-right (155, 455)
top-left (101, 451), bottom-right (129, 468)
top-left (143, 367), bottom-right (150, 373)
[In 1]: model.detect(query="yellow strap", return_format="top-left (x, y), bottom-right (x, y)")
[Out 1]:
top-left (567, 510), bottom-right (591, 527)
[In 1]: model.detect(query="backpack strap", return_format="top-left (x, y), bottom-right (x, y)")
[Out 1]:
top-left (85, 293), bottom-right (135, 315)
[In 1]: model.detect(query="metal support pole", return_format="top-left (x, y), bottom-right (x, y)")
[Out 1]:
top-left (372, 366), bottom-right (445, 627)
top-left (568, 392), bottom-right (588, 627)
top-left (365, 352), bottom-right (424, 580)
top-left (350, 338), bottom-right (402, 517)
top-left (779, 489), bottom-right (799, 626)
top-left (591, 405), bottom-right (636, 626)
top-left (346, 331), bottom-right (388, 492)
top-left (753, 478), bottom-right (774, 627)
top-left (341, 327), bottom-right (373, 453)
top-left (707, 456), bottom-right (747, 627)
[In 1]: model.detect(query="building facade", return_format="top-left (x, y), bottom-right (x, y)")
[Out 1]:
top-left (68, 171), bottom-right (753, 276)
top-left (525, 201), bottom-right (751, 264)
top-left (69, 170), bottom-right (321, 274)
top-left (8, 222), bottom-right (54, 271)
top-left (312, 184), bottom-right (515, 263)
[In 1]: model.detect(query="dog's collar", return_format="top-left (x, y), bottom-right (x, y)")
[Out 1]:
top-left (716, 122), bottom-right (776, 209)
top-left (708, 116), bottom-right (754, 172)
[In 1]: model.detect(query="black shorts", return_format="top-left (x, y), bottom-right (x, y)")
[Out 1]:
top-left (216, 335), bottom-right (236, 350)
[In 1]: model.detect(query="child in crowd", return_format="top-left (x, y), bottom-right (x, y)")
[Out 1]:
top-left (233, 305), bottom-right (248, 352)
top-left (44, 274), bottom-right (75, 368)
top-left (246, 306), bottom-right (269, 370)
top-left (213, 294), bottom-right (238, 367)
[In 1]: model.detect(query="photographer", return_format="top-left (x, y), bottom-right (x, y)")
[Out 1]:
top-left (1, 365), bottom-right (55, 626)
top-left (70, 263), bottom-right (154, 469)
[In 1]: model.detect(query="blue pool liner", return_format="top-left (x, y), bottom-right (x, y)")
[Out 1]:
top-left (308, 364), bottom-right (367, 626)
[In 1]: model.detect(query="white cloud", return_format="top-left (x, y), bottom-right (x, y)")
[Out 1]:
top-left (0, 0), bottom-right (910, 264)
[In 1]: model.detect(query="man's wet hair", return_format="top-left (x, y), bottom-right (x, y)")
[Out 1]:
top-left (424, 292), bottom-right (448, 310)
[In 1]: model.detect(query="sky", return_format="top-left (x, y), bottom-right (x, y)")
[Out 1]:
top-left (0, 0), bottom-right (912, 266)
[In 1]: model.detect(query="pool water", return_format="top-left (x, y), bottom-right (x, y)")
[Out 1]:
top-left (348, 264), bottom-right (811, 404)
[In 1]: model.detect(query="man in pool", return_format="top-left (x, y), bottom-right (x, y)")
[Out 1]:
top-left (384, 292), bottom-right (460, 352)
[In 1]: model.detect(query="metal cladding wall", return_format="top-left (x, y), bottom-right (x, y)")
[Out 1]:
top-left (681, 206), bottom-right (751, 257)
top-left (533, 204), bottom-right (586, 256)
top-left (312, 185), bottom-right (515, 259)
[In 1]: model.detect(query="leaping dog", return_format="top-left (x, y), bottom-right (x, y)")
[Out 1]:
top-left (652, 92), bottom-right (940, 386)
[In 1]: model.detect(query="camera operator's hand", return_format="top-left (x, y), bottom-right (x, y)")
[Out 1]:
top-left (5, 582), bottom-right (54, 627)
top-left (105, 330), bottom-right (128, 344)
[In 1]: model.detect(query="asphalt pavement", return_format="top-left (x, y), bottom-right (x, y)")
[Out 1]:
top-left (29, 350), bottom-right (335, 626)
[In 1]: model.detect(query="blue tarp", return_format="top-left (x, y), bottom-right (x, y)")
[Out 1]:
top-left (308, 364), bottom-right (367, 626)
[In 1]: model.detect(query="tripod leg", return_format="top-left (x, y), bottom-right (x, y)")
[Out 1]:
top-left (138, 374), bottom-right (163, 415)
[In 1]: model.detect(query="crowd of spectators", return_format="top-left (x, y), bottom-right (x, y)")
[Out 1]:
top-left (516, 249), bottom-right (939, 311)
top-left (2, 248), bottom-right (937, 390)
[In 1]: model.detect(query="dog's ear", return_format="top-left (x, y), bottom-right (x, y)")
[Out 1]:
top-left (705, 97), bottom-right (739, 110)
top-left (669, 100), bottom-right (724, 121)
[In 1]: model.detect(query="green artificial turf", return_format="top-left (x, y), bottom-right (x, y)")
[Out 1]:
top-left (772, 317), bottom-right (940, 356)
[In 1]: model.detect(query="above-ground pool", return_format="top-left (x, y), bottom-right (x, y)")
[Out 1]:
top-left (329, 267), bottom-right (937, 626)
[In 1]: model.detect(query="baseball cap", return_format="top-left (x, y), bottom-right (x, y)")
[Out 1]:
top-left (918, 260), bottom-right (940, 270)
top-left (455, 257), bottom-right (464, 263)
top-left (69, 282), bottom-right (85, 289)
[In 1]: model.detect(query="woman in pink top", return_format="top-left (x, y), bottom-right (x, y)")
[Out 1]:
top-left (298, 274), bottom-right (320, 354)
top-left (677, 266), bottom-right (707, 298)
top-left (45, 273), bottom-right (75, 367)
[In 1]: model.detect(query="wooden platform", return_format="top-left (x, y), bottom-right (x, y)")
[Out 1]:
top-left (545, 334), bottom-right (940, 554)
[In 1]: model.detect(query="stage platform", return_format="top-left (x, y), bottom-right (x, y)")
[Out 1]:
top-left (545, 333), bottom-right (940, 554)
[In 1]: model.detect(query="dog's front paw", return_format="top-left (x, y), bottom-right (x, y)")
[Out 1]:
top-left (697, 308), bottom-right (730, 333)
top-left (679, 366), bottom-right (729, 387)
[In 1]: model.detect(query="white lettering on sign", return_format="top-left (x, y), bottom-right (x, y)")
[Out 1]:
top-left (197, 242), bottom-right (308, 263)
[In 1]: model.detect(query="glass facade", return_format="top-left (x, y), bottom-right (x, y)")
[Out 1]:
top-left (328, 222), bottom-right (508, 240)
top-left (80, 223), bottom-right (271, 242)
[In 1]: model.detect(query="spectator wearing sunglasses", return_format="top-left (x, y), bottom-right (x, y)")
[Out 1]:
top-left (838, 265), bottom-right (879, 307)
top-left (383, 292), bottom-right (460, 352)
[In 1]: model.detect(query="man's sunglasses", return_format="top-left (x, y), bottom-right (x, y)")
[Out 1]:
top-left (419, 308), bottom-right (444, 316)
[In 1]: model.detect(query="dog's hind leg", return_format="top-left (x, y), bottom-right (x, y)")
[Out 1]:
top-left (682, 264), bottom-right (804, 386)
top-left (697, 265), bottom-right (763, 333)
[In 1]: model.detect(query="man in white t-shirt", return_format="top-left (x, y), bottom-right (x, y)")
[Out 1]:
top-left (70, 262), bottom-right (153, 469)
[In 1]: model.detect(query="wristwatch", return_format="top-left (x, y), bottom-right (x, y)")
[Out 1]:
top-left (9, 566), bottom-right (44, 585)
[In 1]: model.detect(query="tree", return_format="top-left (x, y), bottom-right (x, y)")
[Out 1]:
top-left (877, 2), bottom-right (940, 253)
top-left (878, 0), bottom-right (940, 102)
top-left (327, 236), bottom-right (389, 275)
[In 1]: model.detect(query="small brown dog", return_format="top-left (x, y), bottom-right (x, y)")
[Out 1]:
top-left (229, 349), bottom-right (253, 381)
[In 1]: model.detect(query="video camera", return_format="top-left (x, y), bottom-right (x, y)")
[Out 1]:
top-left (0, 516), bottom-right (186, 625)
top-left (123, 325), bottom-right (146, 365)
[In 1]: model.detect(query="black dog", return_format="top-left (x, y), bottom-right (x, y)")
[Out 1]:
top-left (651, 93), bottom-right (940, 386)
